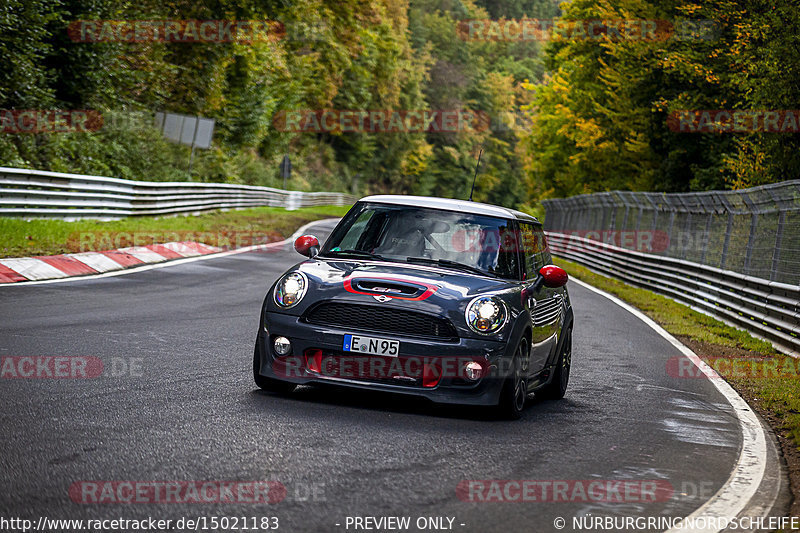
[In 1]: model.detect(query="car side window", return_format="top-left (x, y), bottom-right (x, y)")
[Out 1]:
top-left (336, 210), bottom-right (375, 250)
top-left (520, 222), bottom-right (550, 278)
top-left (533, 226), bottom-right (552, 267)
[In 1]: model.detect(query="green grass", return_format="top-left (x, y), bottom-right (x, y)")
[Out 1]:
top-left (557, 256), bottom-right (800, 449)
top-left (0, 205), bottom-right (350, 258)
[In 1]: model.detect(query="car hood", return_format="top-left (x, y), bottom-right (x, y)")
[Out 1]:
top-left (267, 258), bottom-right (518, 337)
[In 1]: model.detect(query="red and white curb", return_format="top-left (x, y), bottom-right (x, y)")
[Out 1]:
top-left (0, 242), bottom-right (222, 283)
top-left (0, 218), bottom-right (340, 286)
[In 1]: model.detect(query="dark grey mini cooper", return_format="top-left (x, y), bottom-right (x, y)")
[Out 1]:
top-left (254, 195), bottom-right (573, 418)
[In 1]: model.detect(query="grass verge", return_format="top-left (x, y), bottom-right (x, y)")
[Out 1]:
top-left (0, 205), bottom-right (351, 258)
top-left (556, 256), bottom-right (800, 517)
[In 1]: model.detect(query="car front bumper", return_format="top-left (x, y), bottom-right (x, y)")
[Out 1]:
top-left (257, 311), bottom-right (510, 406)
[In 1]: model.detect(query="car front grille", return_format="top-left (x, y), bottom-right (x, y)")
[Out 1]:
top-left (304, 302), bottom-right (459, 340)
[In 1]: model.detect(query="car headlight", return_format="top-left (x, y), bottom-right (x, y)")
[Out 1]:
top-left (465, 296), bottom-right (507, 335)
top-left (274, 272), bottom-right (308, 308)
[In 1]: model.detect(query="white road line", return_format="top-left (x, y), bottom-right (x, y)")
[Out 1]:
top-left (0, 258), bottom-right (70, 280)
top-left (0, 219), bottom-right (339, 287)
top-left (569, 277), bottom-right (769, 533)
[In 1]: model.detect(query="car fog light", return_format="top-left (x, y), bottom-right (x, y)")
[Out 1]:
top-left (464, 362), bottom-right (483, 381)
top-left (274, 336), bottom-right (292, 356)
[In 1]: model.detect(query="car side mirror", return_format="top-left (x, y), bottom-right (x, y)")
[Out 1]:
top-left (539, 265), bottom-right (568, 288)
top-left (294, 235), bottom-right (320, 257)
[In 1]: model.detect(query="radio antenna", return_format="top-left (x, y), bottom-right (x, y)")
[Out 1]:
top-left (468, 148), bottom-right (483, 202)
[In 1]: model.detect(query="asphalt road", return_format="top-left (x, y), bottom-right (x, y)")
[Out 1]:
top-left (0, 219), bottom-right (772, 532)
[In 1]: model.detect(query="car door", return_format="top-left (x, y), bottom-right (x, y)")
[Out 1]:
top-left (519, 222), bottom-right (561, 374)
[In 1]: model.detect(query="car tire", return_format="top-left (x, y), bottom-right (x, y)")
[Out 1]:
top-left (539, 327), bottom-right (571, 400)
top-left (253, 337), bottom-right (297, 394)
top-left (496, 338), bottom-right (528, 420)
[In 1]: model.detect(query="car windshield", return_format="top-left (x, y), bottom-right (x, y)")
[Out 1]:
top-left (320, 203), bottom-right (520, 280)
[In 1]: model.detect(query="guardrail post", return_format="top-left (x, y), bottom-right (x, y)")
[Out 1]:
top-left (698, 194), bottom-right (713, 265)
top-left (562, 200), bottom-right (571, 230)
top-left (632, 195), bottom-right (644, 233)
top-left (558, 204), bottom-right (567, 230)
top-left (607, 193), bottom-right (618, 231)
top-left (553, 202), bottom-right (564, 231)
top-left (580, 196), bottom-right (591, 229)
top-left (620, 193), bottom-right (630, 230)
top-left (564, 200), bottom-right (575, 230)
top-left (700, 213), bottom-right (712, 264)
top-left (741, 192), bottom-right (758, 276)
top-left (579, 197), bottom-right (589, 230)
top-left (771, 211), bottom-right (785, 282)
top-left (648, 194), bottom-right (660, 238)
top-left (765, 185), bottom-right (790, 283)
top-left (682, 210), bottom-right (693, 258)
top-left (287, 191), bottom-right (301, 211)
top-left (744, 214), bottom-right (758, 276)
top-left (665, 203), bottom-right (676, 257)
top-left (600, 196), bottom-right (611, 232)
top-left (719, 193), bottom-right (734, 270)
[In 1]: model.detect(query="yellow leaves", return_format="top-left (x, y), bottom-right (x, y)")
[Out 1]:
top-left (482, 72), bottom-right (517, 111)
top-left (722, 138), bottom-right (770, 190)
top-left (442, 146), bottom-right (460, 162)
top-left (399, 140), bottom-right (433, 176)
top-left (679, 4), bottom-right (703, 15)
top-left (652, 97), bottom-right (668, 113)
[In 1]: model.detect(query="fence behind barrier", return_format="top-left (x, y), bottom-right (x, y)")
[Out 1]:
top-left (541, 181), bottom-right (800, 285)
top-left (541, 181), bottom-right (800, 356)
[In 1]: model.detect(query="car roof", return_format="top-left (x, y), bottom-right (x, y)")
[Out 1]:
top-left (359, 195), bottom-right (539, 223)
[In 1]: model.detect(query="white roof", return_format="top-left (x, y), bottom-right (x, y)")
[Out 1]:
top-left (360, 195), bottom-right (539, 222)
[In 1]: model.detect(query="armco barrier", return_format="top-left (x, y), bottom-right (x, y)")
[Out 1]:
top-left (546, 232), bottom-right (800, 357)
top-left (0, 167), bottom-right (355, 219)
top-left (541, 181), bottom-right (800, 285)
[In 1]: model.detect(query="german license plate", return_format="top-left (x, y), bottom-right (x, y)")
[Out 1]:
top-left (343, 334), bottom-right (399, 357)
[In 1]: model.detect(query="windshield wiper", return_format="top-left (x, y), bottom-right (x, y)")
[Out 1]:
top-left (323, 249), bottom-right (385, 260)
top-left (406, 257), bottom-right (496, 277)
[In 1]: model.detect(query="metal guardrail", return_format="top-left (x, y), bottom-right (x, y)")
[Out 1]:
top-left (541, 181), bottom-right (800, 285)
top-left (546, 231), bottom-right (800, 357)
top-left (0, 167), bottom-right (355, 219)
